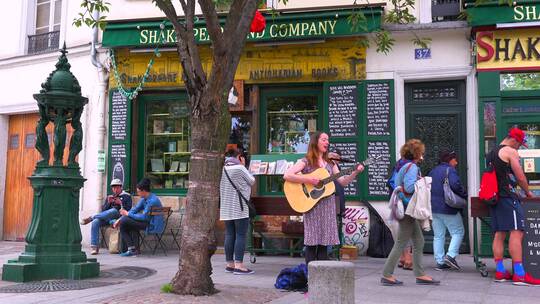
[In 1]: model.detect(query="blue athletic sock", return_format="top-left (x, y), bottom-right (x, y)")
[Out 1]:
top-left (513, 261), bottom-right (525, 277)
top-left (495, 259), bottom-right (506, 273)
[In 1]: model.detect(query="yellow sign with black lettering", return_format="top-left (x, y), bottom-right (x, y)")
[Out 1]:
top-left (110, 38), bottom-right (366, 88)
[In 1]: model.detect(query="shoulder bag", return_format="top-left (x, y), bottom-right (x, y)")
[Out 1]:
top-left (443, 167), bottom-right (467, 209)
top-left (223, 167), bottom-right (256, 219)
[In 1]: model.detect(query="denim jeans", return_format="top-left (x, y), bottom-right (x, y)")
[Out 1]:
top-left (224, 218), bottom-right (249, 263)
top-left (432, 212), bottom-right (464, 265)
top-left (90, 208), bottom-right (120, 246)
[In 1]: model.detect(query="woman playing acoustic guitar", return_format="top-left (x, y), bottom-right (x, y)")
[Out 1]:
top-left (284, 131), bottom-right (364, 265)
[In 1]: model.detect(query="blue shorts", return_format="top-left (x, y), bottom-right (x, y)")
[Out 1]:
top-left (489, 197), bottom-right (525, 232)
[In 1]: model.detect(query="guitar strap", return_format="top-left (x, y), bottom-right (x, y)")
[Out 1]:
top-left (223, 167), bottom-right (248, 211)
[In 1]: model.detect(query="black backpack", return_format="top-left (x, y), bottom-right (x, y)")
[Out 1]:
top-left (363, 200), bottom-right (394, 258)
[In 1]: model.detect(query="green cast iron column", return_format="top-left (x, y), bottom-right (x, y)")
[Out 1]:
top-left (2, 45), bottom-right (99, 282)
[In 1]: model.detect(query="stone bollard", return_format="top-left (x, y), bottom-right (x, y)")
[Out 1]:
top-left (308, 261), bottom-right (355, 304)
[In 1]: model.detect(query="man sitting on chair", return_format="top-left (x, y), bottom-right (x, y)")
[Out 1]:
top-left (80, 178), bottom-right (132, 255)
top-left (113, 178), bottom-right (164, 257)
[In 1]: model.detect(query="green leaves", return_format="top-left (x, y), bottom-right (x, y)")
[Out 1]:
top-left (373, 29), bottom-right (395, 55)
top-left (73, 0), bottom-right (110, 29)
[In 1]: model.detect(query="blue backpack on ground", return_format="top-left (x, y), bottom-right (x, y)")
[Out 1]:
top-left (274, 263), bottom-right (308, 292)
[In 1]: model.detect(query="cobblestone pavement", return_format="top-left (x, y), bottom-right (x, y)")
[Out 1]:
top-left (99, 284), bottom-right (286, 304)
top-left (1, 241), bottom-right (540, 303)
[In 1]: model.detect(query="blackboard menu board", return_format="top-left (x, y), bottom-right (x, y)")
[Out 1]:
top-left (523, 202), bottom-right (540, 278)
top-left (111, 91), bottom-right (128, 141)
top-left (366, 82), bottom-right (391, 136)
top-left (328, 84), bottom-right (358, 137)
top-left (110, 144), bottom-right (127, 186)
top-left (332, 142), bottom-right (358, 196)
top-left (366, 141), bottom-right (392, 196)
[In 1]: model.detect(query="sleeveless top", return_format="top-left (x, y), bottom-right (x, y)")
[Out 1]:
top-left (489, 145), bottom-right (519, 199)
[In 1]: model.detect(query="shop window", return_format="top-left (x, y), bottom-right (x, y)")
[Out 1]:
top-left (263, 93), bottom-right (319, 194)
top-left (513, 124), bottom-right (540, 196)
top-left (501, 73), bottom-right (540, 91)
top-left (266, 96), bottom-right (318, 154)
top-left (28, 0), bottom-right (62, 55)
top-left (483, 102), bottom-right (496, 155)
top-left (144, 99), bottom-right (190, 191)
top-left (229, 115), bottom-right (251, 157)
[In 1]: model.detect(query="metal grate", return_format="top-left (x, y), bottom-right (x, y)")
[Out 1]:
top-left (0, 280), bottom-right (115, 293)
top-left (432, 0), bottom-right (461, 22)
top-left (99, 266), bottom-right (157, 280)
top-left (0, 266), bottom-right (156, 293)
top-left (27, 31), bottom-right (60, 55)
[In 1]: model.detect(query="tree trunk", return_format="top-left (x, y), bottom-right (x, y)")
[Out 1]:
top-left (170, 90), bottom-right (230, 295)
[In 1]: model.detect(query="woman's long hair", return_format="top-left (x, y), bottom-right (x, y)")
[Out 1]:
top-left (305, 131), bottom-right (333, 168)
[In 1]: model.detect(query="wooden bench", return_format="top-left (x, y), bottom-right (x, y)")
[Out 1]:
top-left (247, 197), bottom-right (303, 262)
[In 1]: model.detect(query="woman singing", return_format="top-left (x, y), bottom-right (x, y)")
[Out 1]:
top-left (284, 131), bottom-right (364, 264)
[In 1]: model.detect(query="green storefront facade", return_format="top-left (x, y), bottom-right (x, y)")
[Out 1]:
top-left (101, 6), bottom-right (398, 203)
top-left (467, 1), bottom-right (540, 255)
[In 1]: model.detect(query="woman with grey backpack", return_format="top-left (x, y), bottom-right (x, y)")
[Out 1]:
top-left (427, 150), bottom-right (468, 271)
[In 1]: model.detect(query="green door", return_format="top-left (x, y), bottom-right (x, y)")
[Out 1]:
top-left (405, 80), bottom-right (470, 254)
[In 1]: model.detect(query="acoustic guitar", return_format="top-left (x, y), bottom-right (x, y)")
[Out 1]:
top-left (284, 156), bottom-right (382, 213)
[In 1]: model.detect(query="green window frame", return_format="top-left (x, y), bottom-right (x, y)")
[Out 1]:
top-left (137, 92), bottom-right (189, 196)
top-left (258, 85), bottom-right (323, 196)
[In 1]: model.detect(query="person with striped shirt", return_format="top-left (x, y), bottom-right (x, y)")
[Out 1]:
top-left (220, 148), bottom-right (255, 275)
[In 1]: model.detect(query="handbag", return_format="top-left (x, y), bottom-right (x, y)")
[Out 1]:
top-left (223, 167), bottom-right (256, 219)
top-left (388, 187), bottom-right (405, 220)
top-left (443, 167), bottom-right (467, 209)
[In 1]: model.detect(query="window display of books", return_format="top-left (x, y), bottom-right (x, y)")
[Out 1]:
top-left (248, 159), bottom-right (294, 175)
top-left (146, 102), bottom-right (191, 190)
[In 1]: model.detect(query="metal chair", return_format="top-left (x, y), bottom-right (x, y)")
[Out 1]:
top-left (138, 206), bottom-right (172, 255)
top-left (170, 207), bottom-right (185, 250)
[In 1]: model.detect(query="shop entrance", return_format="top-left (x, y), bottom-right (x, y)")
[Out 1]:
top-left (3, 113), bottom-right (72, 241)
top-left (405, 80), bottom-right (469, 254)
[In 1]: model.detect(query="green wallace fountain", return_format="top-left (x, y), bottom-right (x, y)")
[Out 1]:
top-left (2, 45), bottom-right (99, 282)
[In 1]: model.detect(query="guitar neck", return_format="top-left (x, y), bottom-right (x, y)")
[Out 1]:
top-left (320, 165), bottom-right (357, 185)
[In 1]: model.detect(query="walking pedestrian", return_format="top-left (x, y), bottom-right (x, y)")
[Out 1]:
top-left (428, 150), bottom-right (467, 271)
top-left (381, 139), bottom-right (440, 286)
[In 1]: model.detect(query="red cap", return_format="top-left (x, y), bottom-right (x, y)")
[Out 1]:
top-left (508, 128), bottom-right (528, 148)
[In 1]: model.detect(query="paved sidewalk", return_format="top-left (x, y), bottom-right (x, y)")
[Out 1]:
top-left (0, 241), bottom-right (539, 303)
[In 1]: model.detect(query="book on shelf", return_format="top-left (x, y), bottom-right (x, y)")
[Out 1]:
top-left (308, 119), bottom-right (317, 132)
top-left (177, 140), bottom-right (188, 152)
top-left (178, 162), bottom-right (188, 172)
top-left (168, 141), bottom-right (177, 152)
top-left (275, 160), bottom-right (288, 175)
top-left (267, 162), bottom-right (276, 175)
top-left (169, 161), bottom-right (179, 172)
top-left (153, 120), bottom-right (164, 134)
top-left (258, 162), bottom-right (269, 175)
top-left (165, 179), bottom-right (173, 188)
top-left (248, 160), bottom-right (261, 175)
top-left (151, 159), bottom-right (164, 172)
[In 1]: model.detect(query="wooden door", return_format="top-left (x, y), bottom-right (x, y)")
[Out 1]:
top-left (3, 113), bottom-right (72, 241)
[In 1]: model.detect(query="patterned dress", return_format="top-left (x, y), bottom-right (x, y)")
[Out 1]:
top-left (301, 158), bottom-right (340, 246)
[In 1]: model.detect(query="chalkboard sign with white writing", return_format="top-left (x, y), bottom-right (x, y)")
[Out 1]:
top-left (328, 84), bottom-right (358, 137)
top-left (110, 144), bottom-right (127, 186)
top-left (332, 142), bottom-right (358, 196)
top-left (366, 141), bottom-right (391, 196)
top-left (111, 91), bottom-right (129, 141)
top-left (366, 82), bottom-right (391, 136)
top-left (523, 202), bottom-right (540, 278)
